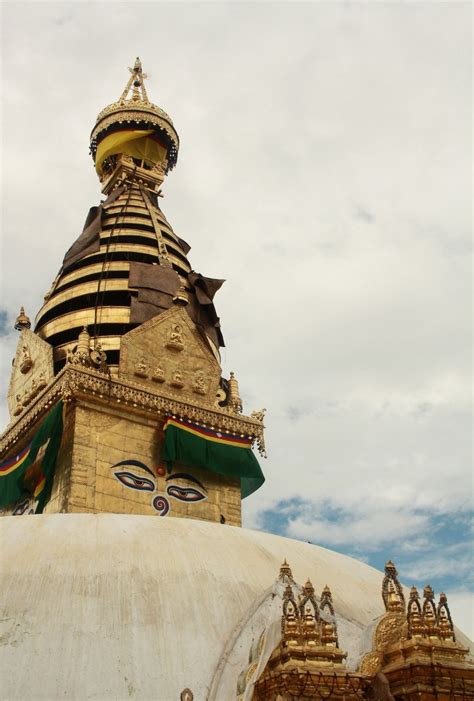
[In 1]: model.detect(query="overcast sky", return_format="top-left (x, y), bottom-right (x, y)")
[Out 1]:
top-left (1, 2), bottom-right (472, 635)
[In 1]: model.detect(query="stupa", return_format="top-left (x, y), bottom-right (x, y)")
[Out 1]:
top-left (0, 59), bottom-right (472, 700)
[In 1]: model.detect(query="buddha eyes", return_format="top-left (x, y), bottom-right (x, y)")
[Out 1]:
top-left (113, 471), bottom-right (155, 492)
top-left (166, 485), bottom-right (207, 502)
top-left (112, 467), bottom-right (207, 505)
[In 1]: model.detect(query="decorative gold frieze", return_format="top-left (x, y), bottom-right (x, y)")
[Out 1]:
top-left (1, 364), bottom-right (266, 457)
top-left (358, 560), bottom-right (473, 699)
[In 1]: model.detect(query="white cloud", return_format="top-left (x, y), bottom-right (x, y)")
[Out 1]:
top-left (286, 507), bottom-right (431, 550)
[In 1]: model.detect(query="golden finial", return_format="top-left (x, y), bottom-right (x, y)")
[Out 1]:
top-left (279, 559), bottom-right (293, 581)
top-left (228, 371), bottom-right (243, 414)
top-left (407, 586), bottom-right (424, 638)
top-left (173, 282), bottom-right (189, 306)
top-left (423, 584), bottom-right (435, 600)
top-left (120, 57), bottom-right (149, 103)
top-left (14, 306), bottom-right (31, 331)
top-left (320, 585), bottom-right (335, 614)
top-left (422, 584), bottom-right (438, 634)
top-left (382, 560), bottom-right (405, 613)
top-left (437, 592), bottom-right (455, 641)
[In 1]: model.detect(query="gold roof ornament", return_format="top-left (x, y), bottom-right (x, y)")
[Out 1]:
top-left (407, 586), bottom-right (424, 638)
top-left (90, 57), bottom-right (179, 176)
top-left (320, 584), bottom-right (335, 616)
top-left (422, 584), bottom-right (438, 635)
top-left (278, 559), bottom-right (293, 581)
top-left (382, 559), bottom-right (405, 613)
top-left (14, 307), bottom-right (31, 331)
top-left (437, 592), bottom-right (455, 641)
top-left (228, 372), bottom-right (243, 414)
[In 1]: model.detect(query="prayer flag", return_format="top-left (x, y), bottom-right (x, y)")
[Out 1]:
top-left (162, 416), bottom-right (265, 498)
top-left (0, 401), bottom-right (64, 513)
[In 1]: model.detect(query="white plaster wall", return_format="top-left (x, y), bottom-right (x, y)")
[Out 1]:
top-left (0, 514), bottom-right (387, 700)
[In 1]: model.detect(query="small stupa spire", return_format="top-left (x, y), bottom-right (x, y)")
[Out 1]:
top-left (14, 306), bottom-right (31, 331)
top-left (120, 57), bottom-right (149, 103)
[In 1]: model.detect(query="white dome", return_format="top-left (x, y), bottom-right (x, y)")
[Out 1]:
top-left (0, 514), bottom-right (388, 700)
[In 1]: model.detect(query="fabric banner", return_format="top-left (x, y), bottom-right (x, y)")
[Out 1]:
top-left (95, 129), bottom-right (167, 174)
top-left (0, 401), bottom-right (64, 513)
top-left (162, 416), bottom-right (265, 498)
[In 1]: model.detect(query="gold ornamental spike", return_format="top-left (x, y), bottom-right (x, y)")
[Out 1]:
top-left (279, 559), bottom-right (293, 581)
top-left (382, 560), bottom-right (405, 613)
top-left (14, 306), bottom-right (31, 331)
top-left (228, 371), bottom-right (243, 414)
top-left (120, 57), bottom-right (149, 103)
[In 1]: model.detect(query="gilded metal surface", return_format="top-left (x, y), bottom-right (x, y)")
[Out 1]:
top-left (91, 59), bottom-right (179, 161)
top-left (0, 364), bottom-right (266, 457)
top-left (119, 306), bottom-right (222, 408)
top-left (8, 329), bottom-right (54, 420)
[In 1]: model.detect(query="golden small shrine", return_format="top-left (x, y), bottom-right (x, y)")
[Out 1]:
top-left (250, 560), bottom-right (473, 700)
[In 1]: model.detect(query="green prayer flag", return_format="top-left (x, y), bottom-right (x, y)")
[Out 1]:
top-left (0, 401), bottom-right (64, 513)
top-left (162, 416), bottom-right (265, 498)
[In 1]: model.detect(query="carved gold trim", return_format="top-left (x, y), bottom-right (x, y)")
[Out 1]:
top-left (0, 365), bottom-right (266, 457)
top-left (91, 109), bottom-right (179, 154)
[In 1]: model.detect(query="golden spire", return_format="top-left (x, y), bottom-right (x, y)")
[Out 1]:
top-left (119, 57), bottom-right (149, 103)
top-left (407, 586), bottom-right (424, 637)
top-left (14, 306), bottom-right (31, 331)
top-left (279, 559), bottom-right (293, 581)
top-left (437, 592), bottom-right (455, 641)
top-left (382, 560), bottom-right (405, 613)
top-left (320, 584), bottom-right (335, 616)
top-left (228, 372), bottom-right (243, 414)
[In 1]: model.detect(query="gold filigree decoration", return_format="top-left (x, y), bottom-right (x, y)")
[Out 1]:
top-left (359, 651), bottom-right (383, 676)
top-left (250, 408), bottom-right (266, 423)
top-left (1, 365), bottom-right (266, 457)
top-left (374, 613), bottom-right (405, 651)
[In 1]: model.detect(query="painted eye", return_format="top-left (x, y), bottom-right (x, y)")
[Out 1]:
top-left (113, 471), bottom-right (155, 491)
top-left (166, 485), bottom-right (207, 503)
top-left (12, 498), bottom-right (31, 516)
